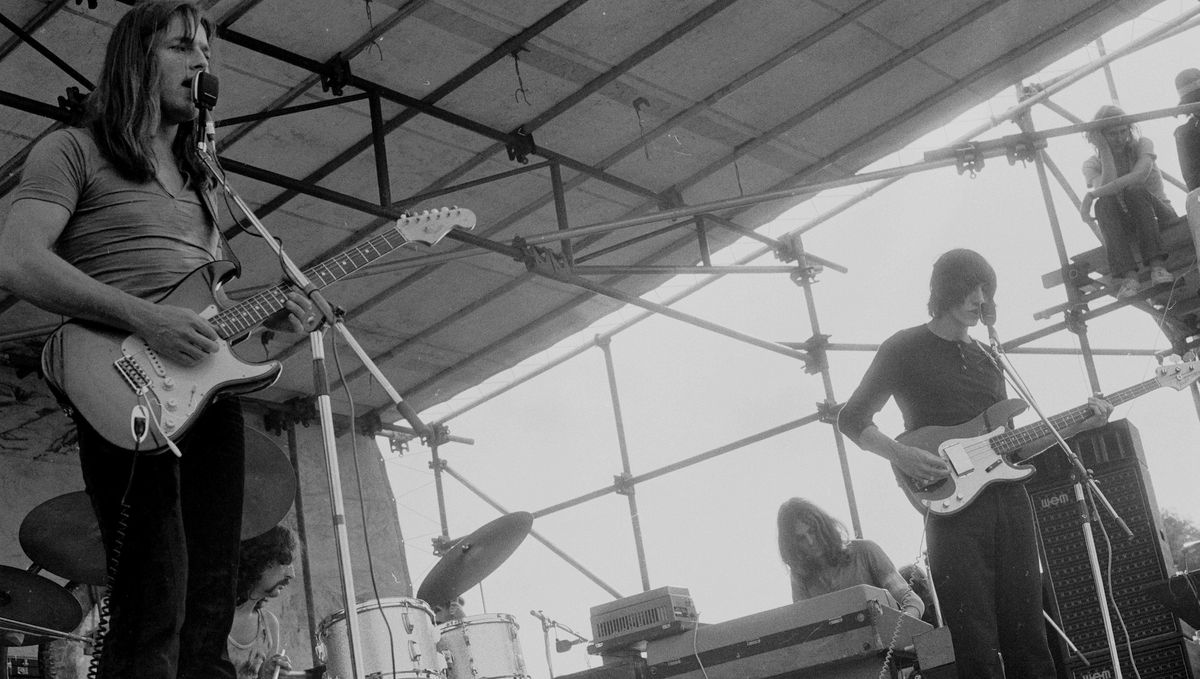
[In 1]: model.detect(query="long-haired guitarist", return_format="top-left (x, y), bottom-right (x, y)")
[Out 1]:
top-left (836, 249), bottom-right (1112, 679)
top-left (0, 3), bottom-right (318, 678)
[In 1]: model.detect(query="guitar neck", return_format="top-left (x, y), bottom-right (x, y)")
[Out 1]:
top-left (992, 378), bottom-right (1161, 456)
top-left (209, 229), bottom-right (414, 339)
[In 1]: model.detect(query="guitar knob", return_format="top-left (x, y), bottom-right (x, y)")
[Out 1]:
top-left (162, 377), bottom-right (175, 390)
top-left (165, 399), bottom-right (178, 412)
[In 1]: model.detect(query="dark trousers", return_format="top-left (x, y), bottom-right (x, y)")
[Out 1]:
top-left (1094, 187), bottom-right (1173, 277)
top-left (78, 398), bottom-right (245, 679)
top-left (927, 483), bottom-right (1055, 679)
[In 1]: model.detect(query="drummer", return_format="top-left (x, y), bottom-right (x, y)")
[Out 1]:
top-left (228, 526), bottom-right (296, 679)
top-left (432, 596), bottom-right (467, 625)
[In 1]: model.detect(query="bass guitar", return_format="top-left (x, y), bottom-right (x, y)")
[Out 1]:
top-left (41, 207), bottom-right (475, 452)
top-left (894, 359), bottom-right (1200, 515)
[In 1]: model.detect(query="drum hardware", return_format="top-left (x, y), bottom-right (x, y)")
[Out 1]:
top-left (417, 512), bottom-right (533, 607)
top-left (0, 566), bottom-right (84, 647)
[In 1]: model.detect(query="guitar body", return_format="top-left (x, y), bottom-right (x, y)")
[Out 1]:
top-left (41, 261), bottom-right (282, 452)
top-left (894, 399), bottom-right (1039, 516)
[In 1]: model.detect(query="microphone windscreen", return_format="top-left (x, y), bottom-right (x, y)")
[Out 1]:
top-left (981, 300), bottom-right (997, 326)
top-left (192, 72), bottom-right (219, 109)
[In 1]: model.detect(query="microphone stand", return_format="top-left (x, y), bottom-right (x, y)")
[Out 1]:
top-left (531, 610), bottom-right (589, 678)
top-left (985, 323), bottom-right (1130, 677)
top-left (193, 104), bottom-right (433, 679)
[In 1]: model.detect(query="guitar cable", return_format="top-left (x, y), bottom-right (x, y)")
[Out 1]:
top-left (87, 436), bottom-right (142, 679)
top-left (330, 334), bottom-right (401, 678)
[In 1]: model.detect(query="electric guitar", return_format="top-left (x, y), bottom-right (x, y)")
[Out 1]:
top-left (894, 360), bottom-right (1200, 516)
top-left (41, 207), bottom-right (476, 452)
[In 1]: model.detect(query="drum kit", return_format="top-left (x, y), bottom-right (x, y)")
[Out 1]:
top-left (2, 425), bottom-right (538, 679)
top-left (0, 427), bottom-right (297, 679)
top-left (317, 511), bottom-right (535, 679)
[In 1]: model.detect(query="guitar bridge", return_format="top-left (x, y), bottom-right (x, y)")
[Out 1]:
top-left (114, 355), bottom-right (151, 395)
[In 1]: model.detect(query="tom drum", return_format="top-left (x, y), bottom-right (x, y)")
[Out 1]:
top-left (317, 597), bottom-right (442, 679)
top-left (438, 613), bottom-right (529, 679)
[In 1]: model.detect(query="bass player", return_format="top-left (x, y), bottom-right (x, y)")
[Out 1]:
top-left (0, 3), bottom-right (320, 678)
top-left (836, 248), bottom-right (1112, 679)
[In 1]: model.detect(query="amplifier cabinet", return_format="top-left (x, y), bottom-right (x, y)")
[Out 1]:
top-left (1028, 419), bottom-right (1190, 657)
top-left (1067, 635), bottom-right (1200, 679)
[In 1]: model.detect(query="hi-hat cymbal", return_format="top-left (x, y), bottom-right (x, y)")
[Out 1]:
top-left (19, 427), bottom-right (296, 584)
top-left (0, 565), bottom-right (83, 647)
top-left (417, 512), bottom-right (533, 606)
top-left (19, 493), bottom-right (105, 586)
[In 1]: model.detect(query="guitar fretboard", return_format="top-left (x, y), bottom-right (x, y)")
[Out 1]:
top-left (208, 223), bottom-right (423, 339)
top-left (989, 379), bottom-right (1161, 455)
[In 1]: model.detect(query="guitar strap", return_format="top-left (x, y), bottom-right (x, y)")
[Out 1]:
top-left (197, 184), bottom-right (243, 278)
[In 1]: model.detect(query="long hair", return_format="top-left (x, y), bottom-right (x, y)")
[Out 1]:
top-left (1085, 104), bottom-right (1141, 173)
top-left (85, 0), bottom-right (213, 187)
top-left (777, 497), bottom-right (851, 573)
top-left (926, 248), bottom-right (996, 318)
top-left (235, 525), bottom-right (297, 606)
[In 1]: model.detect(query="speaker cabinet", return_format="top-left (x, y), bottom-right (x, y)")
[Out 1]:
top-left (1028, 419), bottom-right (1191, 660)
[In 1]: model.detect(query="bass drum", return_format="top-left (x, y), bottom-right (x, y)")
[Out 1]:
top-left (39, 583), bottom-right (104, 679)
top-left (316, 597), bottom-right (443, 679)
top-left (438, 614), bottom-right (529, 679)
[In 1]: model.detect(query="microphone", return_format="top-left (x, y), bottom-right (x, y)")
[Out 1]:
top-left (191, 72), bottom-right (219, 153)
top-left (980, 300), bottom-right (1000, 349)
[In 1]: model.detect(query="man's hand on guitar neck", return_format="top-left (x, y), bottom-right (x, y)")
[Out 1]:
top-left (263, 288), bottom-right (330, 335)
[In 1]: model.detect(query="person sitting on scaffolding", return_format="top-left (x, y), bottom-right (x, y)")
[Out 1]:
top-left (1079, 104), bottom-right (1178, 298)
top-left (1175, 68), bottom-right (1200, 192)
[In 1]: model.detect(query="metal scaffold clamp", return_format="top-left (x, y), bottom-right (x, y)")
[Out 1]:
top-left (954, 142), bottom-right (985, 178)
top-left (816, 400), bottom-right (842, 425)
top-left (799, 334), bottom-right (830, 374)
top-left (321, 53), bottom-right (352, 96)
top-left (1065, 304), bottom-right (1090, 335)
top-left (612, 472), bottom-right (635, 497)
top-left (513, 236), bottom-right (566, 274)
top-left (427, 423), bottom-right (452, 447)
top-left (57, 87), bottom-right (86, 127)
top-left (507, 125), bottom-right (537, 164)
top-left (1004, 133), bottom-right (1039, 166)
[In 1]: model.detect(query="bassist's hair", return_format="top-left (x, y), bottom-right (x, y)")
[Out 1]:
top-left (927, 248), bottom-right (996, 318)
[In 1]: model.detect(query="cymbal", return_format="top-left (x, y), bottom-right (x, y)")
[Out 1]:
top-left (417, 512), bottom-right (533, 606)
top-left (19, 427), bottom-right (296, 584)
top-left (19, 493), bottom-right (105, 586)
top-left (0, 565), bottom-right (83, 647)
top-left (240, 427), bottom-right (297, 540)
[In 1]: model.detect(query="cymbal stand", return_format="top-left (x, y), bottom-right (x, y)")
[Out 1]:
top-left (987, 334), bottom-right (1131, 676)
top-left (199, 148), bottom-right (429, 679)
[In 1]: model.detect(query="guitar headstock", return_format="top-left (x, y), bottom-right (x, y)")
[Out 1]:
top-left (395, 207), bottom-right (477, 247)
top-left (1154, 359), bottom-right (1200, 391)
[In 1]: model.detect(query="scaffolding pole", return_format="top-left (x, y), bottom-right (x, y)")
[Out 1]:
top-left (786, 234), bottom-right (863, 538)
top-left (597, 336), bottom-right (652, 592)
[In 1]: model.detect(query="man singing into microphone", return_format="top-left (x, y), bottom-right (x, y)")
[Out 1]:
top-left (837, 249), bottom-right (1112, 679)
top-left (0, 3), bottom-right (318, 677)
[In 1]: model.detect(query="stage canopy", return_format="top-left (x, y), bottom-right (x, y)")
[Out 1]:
top-left (0, 0), bottom-right (1165, 441)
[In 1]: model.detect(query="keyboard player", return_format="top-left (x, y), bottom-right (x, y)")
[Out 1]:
top-left (777, 497), bottom-right (924, 619)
